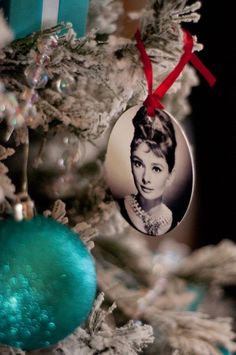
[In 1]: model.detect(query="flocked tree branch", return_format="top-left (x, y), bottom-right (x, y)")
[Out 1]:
top-left (0, 1), bottom-right (235, 355)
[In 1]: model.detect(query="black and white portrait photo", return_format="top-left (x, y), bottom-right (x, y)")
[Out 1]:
top-left (105, 105), bottom-right (194, 237)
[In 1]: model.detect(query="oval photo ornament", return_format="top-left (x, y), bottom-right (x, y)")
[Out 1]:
top-left (105, 105), bottom-right (194, 237)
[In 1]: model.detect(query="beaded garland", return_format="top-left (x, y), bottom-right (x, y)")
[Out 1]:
top-left (0, 33), bottom-right (77, 142)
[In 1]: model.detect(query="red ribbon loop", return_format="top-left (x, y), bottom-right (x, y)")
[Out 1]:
top-left (190, 53), bottom-right (216, 87)
top-left (135, 29), bottom-right (216, 117)
top-left (143, 94), bottom-right (164, 116)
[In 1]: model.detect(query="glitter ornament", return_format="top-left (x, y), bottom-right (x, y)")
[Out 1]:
top-left (0, 216), bottom-right (97, 350)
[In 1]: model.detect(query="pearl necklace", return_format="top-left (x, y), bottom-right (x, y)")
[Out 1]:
top-left (125, 194), bottom-right (172, 236)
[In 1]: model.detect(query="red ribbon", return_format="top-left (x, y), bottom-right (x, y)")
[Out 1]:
top-left (135, 29), bottom-right (216, 117)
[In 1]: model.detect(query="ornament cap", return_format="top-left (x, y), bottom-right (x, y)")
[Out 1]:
top-left (14, 193), bottom-right (35, 221)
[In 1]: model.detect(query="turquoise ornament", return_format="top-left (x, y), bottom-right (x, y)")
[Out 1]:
top-left (0, 216), bottom-right (97, 350)
top-left (186, 284), bottom-right (206, 311)
top-left (218, 347), bottom-right (232, 355)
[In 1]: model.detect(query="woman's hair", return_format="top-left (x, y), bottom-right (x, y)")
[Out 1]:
top-left (130, 107), bottom-right (177, 172)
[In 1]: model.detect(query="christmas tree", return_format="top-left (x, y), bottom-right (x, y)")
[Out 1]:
top-left (0, 0), bottom-right (235, 354)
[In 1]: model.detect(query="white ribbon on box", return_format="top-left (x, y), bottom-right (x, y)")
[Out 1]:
top-left (41, 0), bottom-right (60, 30)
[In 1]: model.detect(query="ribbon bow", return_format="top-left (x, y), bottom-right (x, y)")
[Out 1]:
top-left (135, 29), bottom-right (216, 117)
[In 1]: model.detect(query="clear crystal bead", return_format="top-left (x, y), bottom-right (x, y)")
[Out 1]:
top-left (21, 88), bottom-right (39, 104)
top-left (0, 103), bottom-right (6, 118)
top-left (36, 53), bottom-right (50, 66)
top-left (55, 75), bottom-right (76, 95)
top-left (25, 64), bottom-right (48, 89)
top-left (37, 35), bottom-right (58, 55)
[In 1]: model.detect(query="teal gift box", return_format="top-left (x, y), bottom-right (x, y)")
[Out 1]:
top-left (1, 0), bottom-right (90, 39)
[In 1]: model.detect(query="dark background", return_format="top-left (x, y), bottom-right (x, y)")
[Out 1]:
top-left (187, 1), bottom-right (236, 247)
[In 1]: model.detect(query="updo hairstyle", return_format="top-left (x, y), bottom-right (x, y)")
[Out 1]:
top-left (130, 107), bottom-right (177, 173)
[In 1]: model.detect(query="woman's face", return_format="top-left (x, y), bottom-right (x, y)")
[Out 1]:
top-left (131, 142), bottom-right (172, 201)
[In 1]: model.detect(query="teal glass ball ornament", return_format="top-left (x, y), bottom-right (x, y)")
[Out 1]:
top-left (0, 216), bottom-right (97, 350)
